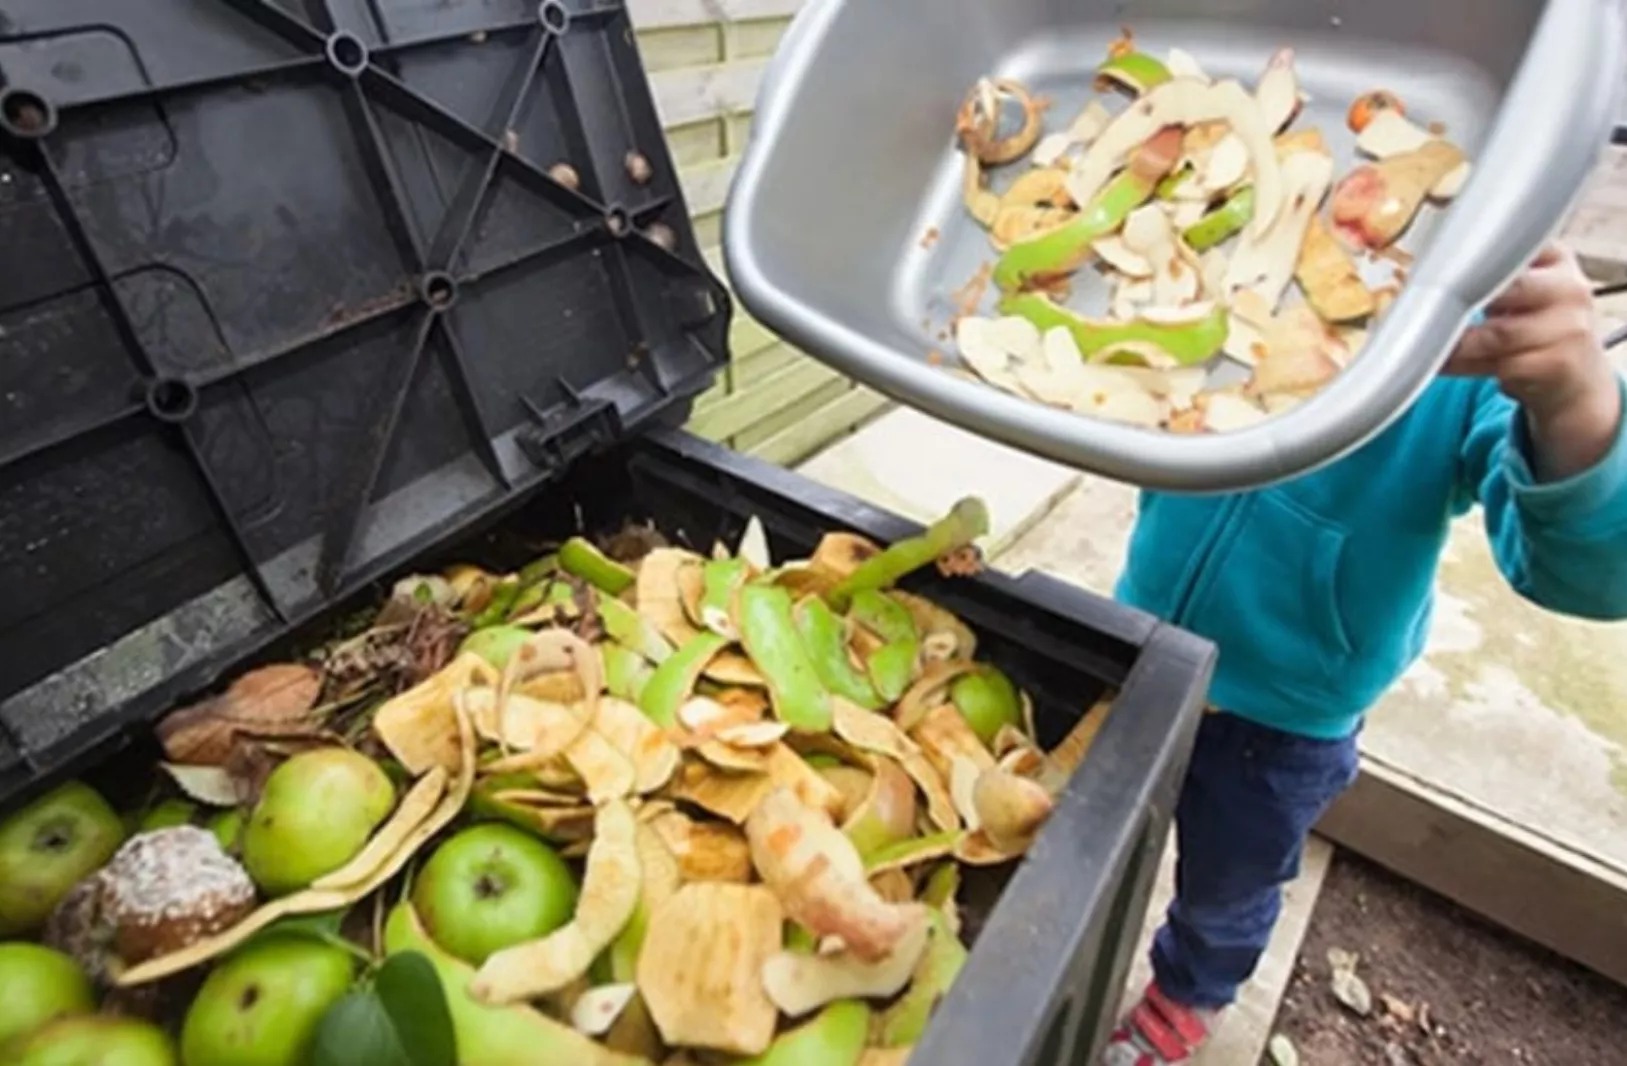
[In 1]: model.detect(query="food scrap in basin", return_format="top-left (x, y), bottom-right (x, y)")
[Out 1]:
top-left (950, 32), bottom-right (1474, 434)
top-left (0, 500), bottom-right (1122, 1065)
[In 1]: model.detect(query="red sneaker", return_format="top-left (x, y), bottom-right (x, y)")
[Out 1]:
top-left (1100, 983), bottom-right (1218, 1065)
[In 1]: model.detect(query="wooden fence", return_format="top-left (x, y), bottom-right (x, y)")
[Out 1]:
top-left (631, 0), bottom-right (891, 464)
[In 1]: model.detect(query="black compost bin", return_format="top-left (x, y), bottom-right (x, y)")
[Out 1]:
top-left (0, 3), bottom-right (1215, 1064)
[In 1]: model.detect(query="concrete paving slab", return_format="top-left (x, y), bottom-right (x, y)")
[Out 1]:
top-left (1117, 834), bottom-right (1333, 1066)
top-left (795, 406), bottom-right (1081, 556)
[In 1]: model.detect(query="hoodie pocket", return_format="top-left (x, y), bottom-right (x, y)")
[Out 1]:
top-left (1183, 490), bottom-right (1356, 682)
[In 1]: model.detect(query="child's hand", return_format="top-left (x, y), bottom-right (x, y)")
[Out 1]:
top-left (1443, 243), bottom-right (1622, 480)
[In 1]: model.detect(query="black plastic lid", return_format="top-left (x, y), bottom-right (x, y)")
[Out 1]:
top-left (0, 0), bottom-right (728, 754)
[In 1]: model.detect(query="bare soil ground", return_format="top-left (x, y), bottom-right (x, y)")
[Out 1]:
top-left (1274, 852), bottom-right (1627, 1066)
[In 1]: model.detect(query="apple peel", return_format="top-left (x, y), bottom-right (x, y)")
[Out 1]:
top-left (373, 652), bottom-right (497, 774)
top-left (472, 798), bottom-right (642, 1003)
top-left (972, 765), bottom-right (1055, 852)
top-left (832, 700), bottom-right (959, 832)
top-left (646, 809), bottom-right (755, 883)
top-left (638, 883), bottom-right (784, 1055)
top-left (760, 905), bottom-right (932, 1017)
top-left (746, 787), bottom-right (921, 963)
top-left (571, 983), bottom-right (639, 1037)
top-left (1068, 78), bottom-right (1284, 238)
top-left (636, 548), bottom-right (706, 646)
top-left (592, 696), bottom-right (681, 793)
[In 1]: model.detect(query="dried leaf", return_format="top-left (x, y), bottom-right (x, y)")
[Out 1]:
top-left (158, 664), bottom-right (323, 765)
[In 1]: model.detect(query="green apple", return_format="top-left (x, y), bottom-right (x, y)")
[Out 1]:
top-left (179, 936), bottom-right (354, 1066)
top-left (241, 748), bottom-right (395, 895)
top-left (0, 942), bottom-right (95, 1048)
top-left (412, 823), bottom-right (578, 965)
top-left (0, 781), bottom-right (125, 936)
top-left (384, 902), bottom-right (626, 1066)
top-left (949, 666), bottom-right (1023, 746)
top-left (458, 625), bottom-right (534, 669)
top-left (14, 1016), bottom-right (176, 1066)
top-left (139, 799), bottom-right (198, 833)
top-left (207, 809), bottom-right (246, 854)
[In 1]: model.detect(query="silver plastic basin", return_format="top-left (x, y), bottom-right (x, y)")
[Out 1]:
top-left (724, 0), bottom-right (1626, 491)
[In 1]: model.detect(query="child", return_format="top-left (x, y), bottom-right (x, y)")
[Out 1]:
top-left (1102, 243), bottom-right (1627, 1066)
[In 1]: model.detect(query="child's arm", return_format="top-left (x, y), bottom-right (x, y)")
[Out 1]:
top-left (1450, 244), bottom-right (1627, 620)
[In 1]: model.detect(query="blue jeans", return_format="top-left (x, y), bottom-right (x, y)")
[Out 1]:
top-left (1151, 711), bottom-right (1361, 1008)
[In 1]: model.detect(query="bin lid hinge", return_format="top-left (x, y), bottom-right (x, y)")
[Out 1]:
top-left (515, 385), bottom-right (623, 480)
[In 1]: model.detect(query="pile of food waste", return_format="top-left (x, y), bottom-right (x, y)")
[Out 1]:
top-left (0, 499), bottom-right (1118, 1066)
top-left (950, 29), bottom-right (1475, 433)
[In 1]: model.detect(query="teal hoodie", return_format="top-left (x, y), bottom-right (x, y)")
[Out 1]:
top-left (1115, 374), bottom-right (1627, 740)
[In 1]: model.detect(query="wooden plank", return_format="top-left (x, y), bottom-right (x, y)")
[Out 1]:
top-left (686, 357), bottom-right (841, 440)
top-left (678, 155), bottom-right (739, 216)
top-left (728, 315), bottom-right (781, 365)
top-left (634, 23), bottom-right (721, 72)
top-left (728, 16), bottom-right (794, 58)
top-left (651, 59), bottom-right (767, 129)
top-left (665, 118), bottom-right (726, 167)
top-left (1317, 754), bottom-right (1627, 988)
top-left (734, 377), bottom-right (851, 449)
top-left (746, 385), bottom-right (891, 465)
top-left (630, 0), bottom-right (801, 31)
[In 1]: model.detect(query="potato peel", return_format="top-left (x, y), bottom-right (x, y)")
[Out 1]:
top-left (473, 799), bottom-right (642, 1003)
top-left (747, 788), bottom-right (922, 963)
top-left (760, 905), bottom-right (932, 1017)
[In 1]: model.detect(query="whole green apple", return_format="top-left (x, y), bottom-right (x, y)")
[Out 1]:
top-left (179, 936), bottom-right (354, 1066)
top-left (206, 809), bottom-right (246, 854)
top-left (139, 799), bottom-right (198, 834)
top-left (14, 1015), bottom-right (176, 1066)
top-left (0, 781), bottom-right (125, 936)
top-left (412, 823), bottom-right (578, 965)
top-left (0, 942), bottom-right (95, 1048)
top-left (241, 748), bottom-right (395, 895)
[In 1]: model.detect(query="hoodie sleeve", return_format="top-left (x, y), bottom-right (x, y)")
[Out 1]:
top-left (1460, 373), bottom-right (1627, 620)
